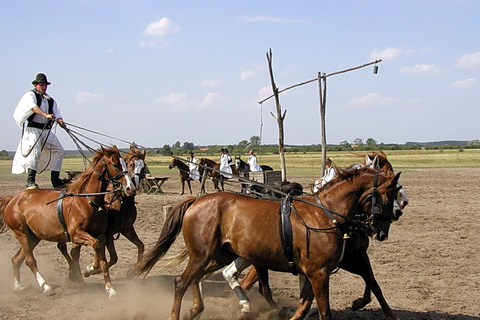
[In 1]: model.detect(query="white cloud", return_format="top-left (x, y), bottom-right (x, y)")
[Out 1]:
top-left (370, 47), bottom-right (416, 61)
top-left (200, 79), bottom-right (220, 87)
top-left (140, 17), bottom-right (180, 46)
top-left (455, 52), bottom-right (480, 69)
top-left (199, 92), bottom-right (222, 110)
top-left (347, 92), bottom-right (402, 108)
top-left (76, 92), bottom-right (105, 103)
top-left (450, 78), bottom-right (476, 88)
top-left (399, 63), bottom-right (443, 75)
top-left (240, 64), bottom-right (263, 81)
top-left (238, 16), bottom-right (307, 23)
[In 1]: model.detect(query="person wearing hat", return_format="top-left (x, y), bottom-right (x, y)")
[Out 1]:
top-left (187, 151), bottom-right (200, 180)
top-left (12, 73), bottom-right (70, 189)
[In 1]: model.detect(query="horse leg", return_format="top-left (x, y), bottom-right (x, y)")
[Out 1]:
top-left (187, 180), bottom-right (192, 195)
top-left (11, 231), bottom-right (54, 295)
top-left (222, 257), bottom-right (253, 318)
top-left (287, 274), bottom-right (315, 320)
top-left (256, 266), bottom-right (278, 310)
top-left (84, 235), bottom-right (115, 278)
top-left (308, 268), bottom-right (332, 320)
top-left (122, 227), bottom-right (145, 278)
top-left (72, 229), bottom-right (116, 297)
top-left (341, 252), bottom-right (398, 320)
top-left (11, 248), bottom-right (25, 291)
top-left (57, 242), bottom-right (85, 284)
top-left (181, 179), bottom-right (185, 195)
top-left (184, 277), bottom-right (205, 320)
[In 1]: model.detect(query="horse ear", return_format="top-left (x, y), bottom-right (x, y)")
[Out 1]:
top-left (112, 145), bottom-right (119, 153)
top-left (365, 155), bottom-right (373, 166)
top-left (141, 149), bottom-right (146, 157)
top-left (390, 172), bottom-right (402, 189)
top-left (372, 155), bottom-right (380, 170)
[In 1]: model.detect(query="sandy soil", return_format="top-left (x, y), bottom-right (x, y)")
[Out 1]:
top-left (0, 168), bottom-right (479, 320)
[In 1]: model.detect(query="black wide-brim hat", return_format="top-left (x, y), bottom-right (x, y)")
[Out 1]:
top-left (32, 73), bottom-right (51, 85)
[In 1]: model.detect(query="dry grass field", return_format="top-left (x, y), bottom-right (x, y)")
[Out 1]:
top-left (0, 149), bottom-right (479, 319)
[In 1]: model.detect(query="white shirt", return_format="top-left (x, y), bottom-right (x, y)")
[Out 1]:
top-left (248, 154), bottom-right (262, 172)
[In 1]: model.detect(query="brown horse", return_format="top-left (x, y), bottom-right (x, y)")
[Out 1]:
top-left (57, 146), bottom-right (147, 279)
top-left (135, 167), bottom-right (401, 320)
top-left (169, 157), bottom-right (196, 195)
top-left (238, 151), bottom-right (403, 319)
top-left (198, 157), bottom-right (238, 193)
top-left (0, 146), bottom-right (135, 298)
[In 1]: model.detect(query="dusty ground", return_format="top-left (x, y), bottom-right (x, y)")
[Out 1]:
top-left (0, 168), bottom-right (479, 320)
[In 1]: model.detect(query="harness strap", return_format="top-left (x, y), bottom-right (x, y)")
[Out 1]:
top-left (56, 190), bottom-right (71, 242)
top-left (279, 196), bottom-right (297, 275)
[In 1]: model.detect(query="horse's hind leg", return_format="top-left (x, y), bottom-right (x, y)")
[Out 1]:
top-left (11, 232), bottom-right (54, 295)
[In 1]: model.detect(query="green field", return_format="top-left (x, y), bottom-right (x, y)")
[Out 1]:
top-left (1, 149), bottom-right (477, 178)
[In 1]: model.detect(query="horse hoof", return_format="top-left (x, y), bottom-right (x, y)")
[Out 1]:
top-left (107, 287), bottom-right (117, 299)
top-left (352, 298), bottom-right (368, 311)
top-left (43, 286), bottom-right (55, 296)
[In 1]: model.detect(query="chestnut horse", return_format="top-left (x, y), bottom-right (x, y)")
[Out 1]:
top-left (236, 152), bottom-right (403, 320)
top-left (0, 146), bottom-right (134, 298)
top-left (57, 146), bottom-right (147, 279)
top-left (197, 157), bottom-right (237, 192)
top-left (169, 157), bottom-right (196, 195)
top-left (135, 167), bottom-right (401, 320)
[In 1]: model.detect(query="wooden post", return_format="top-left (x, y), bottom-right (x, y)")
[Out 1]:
top-left (318, 72), bottom-right (327, 175)
top-left (266, 49), bottom-right (287, 182)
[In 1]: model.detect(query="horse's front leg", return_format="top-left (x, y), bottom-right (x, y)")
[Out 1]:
top-left (94, 233), bottom-right (116, 298)
top-left (184, 278), bottom-right (205, 320)
top-left (57, 242), bottom-right (85, 283)
top-left (122, 226), bottom-right (145, 278)
top-left (181, 179), bottom-right (185, 195)
top-left (187, 180), bottom-right (192, 195)
top-left (290, 274), bottom-right (315, 320)
top-left (309, 268), bottom-right (331, 320)
top-left (71, 229), bottom-right (115, 297)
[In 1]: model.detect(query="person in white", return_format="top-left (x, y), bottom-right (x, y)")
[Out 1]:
top-left (218, 148), bottom-right (233, 178)
top-left (12, 73), bottom-right (69, 189)
top-left (187, 151), bottom-right (200, 180)
top-left (247, 150), bottom-right (262, 172)
top-left (313, 157), bottom-right (336, 193)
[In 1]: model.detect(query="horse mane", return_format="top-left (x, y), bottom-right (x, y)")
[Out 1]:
top-left (172, 157), bottom-right (189, 170)
top-left (349, 150), bottom-right (393, 172)
top-left (320, 166), bottom-right (373, 192)
top-left (67, 147), bottom-right (117, 194)
top-left (200, 158), bottom-right (217, 167)
top-left (124, 146), bottom-right (145, 163)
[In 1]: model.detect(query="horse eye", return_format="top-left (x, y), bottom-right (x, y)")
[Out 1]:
top-left (112, 164), bottom-right (119, 169)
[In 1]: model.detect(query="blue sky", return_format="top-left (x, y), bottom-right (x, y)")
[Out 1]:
top-left (1, 1), bottom-right (479, 151)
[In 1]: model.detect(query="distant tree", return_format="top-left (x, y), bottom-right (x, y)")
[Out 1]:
top-left (468, 139), bottom-right (480, 147)
top-left (183, 142), bottom-right (195, 151)
top-left (159, 144), bottom-right (173, 156)
top-left (249, 135), bottom-right (261, 146)
top-left (366, 138), bottom-right (377, 147)
top-left (173, 141), bottom-right (181, 149)
top-left (238, 140), bottom-right (249, 147)
top-left (340, 140), bottom-right (349, 146)
top-left (353, 138), bottom-right (364, 146)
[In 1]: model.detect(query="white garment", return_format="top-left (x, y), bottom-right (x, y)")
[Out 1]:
top-left (248, 154), bottom-right (262, 172)
top-left (219, 153), bottom-right (233, 178)
top-left (313, 166), bottom-right (336, 193)
top-left (187, 156), bottom-right (200, 180)
top-left (12, 91), bottom-right (64, 174)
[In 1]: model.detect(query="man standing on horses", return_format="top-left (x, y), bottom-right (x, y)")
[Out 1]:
top-left (187, 151), bottom-right (200, 180)
top-left (12, 73), bottom-right (70, 189)
top-left (247, 150), bottom-right (262, 172)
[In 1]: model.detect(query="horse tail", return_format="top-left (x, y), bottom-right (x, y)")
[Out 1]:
top-left (0, 195), bottom-right (14, 234)
top-left (134, 196), bottom-right (197, 277)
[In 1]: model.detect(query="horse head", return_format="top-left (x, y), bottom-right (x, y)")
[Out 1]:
top-left (169, 157), bottom-right (178, 169)
top-left (357, 170), bottom-right (401, 241)
top-left (124, 145), bottom-right (146, 188)
top-left (100, 145), bottom-right (135, 197)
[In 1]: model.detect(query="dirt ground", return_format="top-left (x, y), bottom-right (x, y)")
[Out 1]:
top-left (0, 168), bottom-right (479, 320)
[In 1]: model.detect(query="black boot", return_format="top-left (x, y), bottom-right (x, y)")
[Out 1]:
top-left (26, 169), bottom-right (38, 190)
top-left (51, 171), bottom-right (70, 188)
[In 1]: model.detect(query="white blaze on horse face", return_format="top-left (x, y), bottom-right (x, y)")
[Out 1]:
top-left (120, 158), bottom-right (135, 192)
top-left (133, 159), bottom-right (145, 187)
